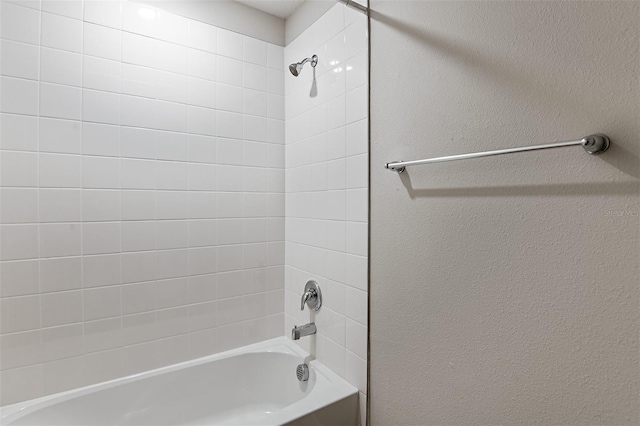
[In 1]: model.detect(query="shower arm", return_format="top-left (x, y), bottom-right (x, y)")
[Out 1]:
top-left (298, 57), bottom-right (313, 67)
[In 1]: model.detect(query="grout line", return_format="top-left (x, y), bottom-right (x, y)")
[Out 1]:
top-left (79, 0), bottom-right (87, 360)
top-left (35, 0), bottom-right (44, 386)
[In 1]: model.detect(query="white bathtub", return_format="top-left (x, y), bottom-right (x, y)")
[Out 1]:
top-left (0, 337), bottom-right (358, 426)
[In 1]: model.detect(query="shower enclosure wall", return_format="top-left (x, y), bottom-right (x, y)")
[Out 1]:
top-left (284, 3), bottom-right (368, 416)
top-left (0, 0), bottom-right (286, 404)
top-left (0, 0), bottom-right (368, 423)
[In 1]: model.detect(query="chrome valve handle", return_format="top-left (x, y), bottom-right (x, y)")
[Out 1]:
top-left (300, 280), bottom-right (322, 311)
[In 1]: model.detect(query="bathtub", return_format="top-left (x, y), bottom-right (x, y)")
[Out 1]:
top-left (0, 337), bottom-right (358, 426)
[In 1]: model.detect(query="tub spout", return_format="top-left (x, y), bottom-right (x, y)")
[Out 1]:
top-left (291, 323), bottom-right (316, 340)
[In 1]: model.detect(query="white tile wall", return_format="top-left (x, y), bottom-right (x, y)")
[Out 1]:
top-left (284, 4), bottom-right (368, 425)
top-left (0, 0), bottom-right (285, 406)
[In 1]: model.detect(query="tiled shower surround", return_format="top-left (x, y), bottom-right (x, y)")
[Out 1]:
top-left (0, 0), bottom-right (368, 414)
top-left (0, 0), bottom-right (286, 404)
top-left (284, 4), bottom-right (369, 418)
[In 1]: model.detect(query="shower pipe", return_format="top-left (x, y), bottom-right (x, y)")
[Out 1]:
top-left (337, 0), bottom-right (368, 15)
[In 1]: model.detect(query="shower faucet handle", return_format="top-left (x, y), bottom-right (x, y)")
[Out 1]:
top-left (300, 280), bottom-right (322, 311)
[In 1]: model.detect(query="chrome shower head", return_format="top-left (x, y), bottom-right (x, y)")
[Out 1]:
top-left (289, 55), bottom-right (318, 76)
top-left (289, 62), bottom-right (302, 77)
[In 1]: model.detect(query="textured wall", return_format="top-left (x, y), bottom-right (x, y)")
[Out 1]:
top-left (0, 0), bottom-right (284, 405)
top-left (369, 1), bottom-right (639, 424)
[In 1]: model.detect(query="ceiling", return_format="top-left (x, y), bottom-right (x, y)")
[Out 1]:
top-left (233, 0), bottom-right (307, 18)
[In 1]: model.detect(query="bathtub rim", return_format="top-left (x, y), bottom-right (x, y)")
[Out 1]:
top-left (0, 336), bottom-right (358, 426)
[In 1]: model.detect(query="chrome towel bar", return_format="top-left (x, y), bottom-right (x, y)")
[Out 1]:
top-left (385, 134), bottom-right (610, 173)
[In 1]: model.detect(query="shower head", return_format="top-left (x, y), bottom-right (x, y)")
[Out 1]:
top-left (289, 55), bottom-right (318, 76)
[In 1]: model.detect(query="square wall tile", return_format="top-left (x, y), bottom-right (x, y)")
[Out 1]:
top-left (217, 111), bottom-right (243, 139)
top-left (218, 84), bottom-right (243, 113)
top-left (121, 221), bottom-right (155, 252)
top-left (0, 225), bottom-right (39, 261)
top-left (40, 83), bottom-right (82, 120)
top-left (1, 188), bottom-right (38, 224)
top-left (121, 63), bottom-right (156, 98)
top-left (121, 190), bottom-right (155, 220)
top-left (40, 290), bottom-right (82, 328)
top-left (158, 191), bottom-right (189, 219)
top-left (122, 252), bottom-right (156, 284)
top-left (121, 127), bottom-right (155, 160)
top-left (217, 56), bottom-right (243, 87)
top-left (41, 324), bottom-right (83, 364)
top-left (83, 56), bottom-right (121, 93)
top-left (122, 32), bottom-right (157, 68)
top-left (1, 77), bottom-right (38, 115)
top-left (83, 222), bottom-right (121, 255)
top-left (39, 153), bottom-right (82, 188)
top-left (84, 23), bottom-right (122, 61)
top-left (39, 118), bottom-right (82, 154)
top-left (0, 295), bottom-right (40, 333)
top-left (156, 101), bottom-right (188, 133)
top-left (0, 364), bottom-right (43, 406)
top-left (1, 40), bottom-right (39, 80)
top-left (42, 356), bottom-right (85, 395)
top-left (188, 78), bottom-right (217, 109)
top-left (188, 106), bottom-right (216, 136)
top-left (121, 159), bottom-right (155, 190)
top-left (84, 0), bottom-right (123, 29)
top-left (40, 223), bottom-right (82, 257)
top-left (82, 190), bottom-right (120, 222)
top-left (41, 13), bottom-right (82, 53)
top-left (82, 123), bottom-right (120, 157)
top-left (83, 347), bottom-right (123, 384)
top-left (1, 152), bottom-right (37, 187)
top-left (267, 44), bottom-right (284, 71)
top-left (83, 156), bottom-right (120, 189)
top-left (83, 254), bottom-right (121, 288)
top-left (156, 71), bottom-right (188, 104)
top-left (84, 318), bottom-right (123, 354)
top-left (122, 1), bottom-right (158, 38)
top-left (243, 37), bottom-right (267, 66)
top-left (42, 0), bottom-right (83, 19)
top-left (187, 48), bottom-right (216, 81)
top-left (244, 63), bottom-right (267, 92)
top-left (39, 189), bottom-right (81, 222)
top-left (40, 48), bottom-right (82, 87)
top-left (40, 257), bottom-right (82, 293)
top-left (156, 41), bottom-right (187, 75)
top-left (188, 20), bottom-right (217, 53)
top-left (0, 330), bottom-right (42, 370)
top-left (84, 286), bottom-right (122, 321)
top-left (122, 95), bottom-right (155, 129)
top-left (1, 3), bottom-right (40, 45)
top-left (83, 90), bottom-right (121, 125)
top-left (156, 249), bottom-right (189, 280)
top-left (217, 28), bottom-right (242, 60)
top-left (1, 114), bottom-right (38, 151)
top-left (188, 135), bottom-right (217, 164)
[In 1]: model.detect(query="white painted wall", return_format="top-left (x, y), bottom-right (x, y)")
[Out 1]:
top-left (0, 0), bottom-right (284, 405)
top-left (144, 0), bottom-right (285, 46)
top-left (285, 0), bottom-right (334, 46)
top-left (369, 1), bottom-right (639, 424)
top-left (284, 4), bottom-right (368, 425)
